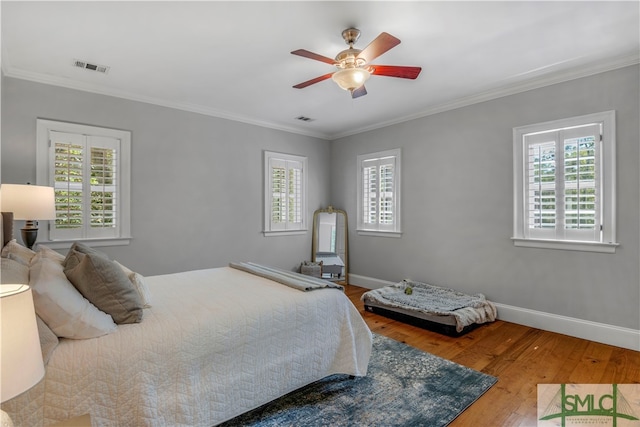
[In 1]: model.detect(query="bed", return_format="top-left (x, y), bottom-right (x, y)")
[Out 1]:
top-left (362, 280), bottom-right (497, 337)
top-left (0, 213), bottom-right (372, 426)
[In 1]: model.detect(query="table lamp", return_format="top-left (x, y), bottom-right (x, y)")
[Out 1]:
top-left (0, 284), bottom-right (45, 427)
top-left (0, 184), bottom-right (56, 249)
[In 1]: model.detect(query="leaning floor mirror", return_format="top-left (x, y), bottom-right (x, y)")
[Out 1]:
top-left (312, 206), bottom-right (348, 284)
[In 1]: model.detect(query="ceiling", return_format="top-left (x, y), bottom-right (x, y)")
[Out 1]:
top-left (2, 1), bottom-right (639, 140)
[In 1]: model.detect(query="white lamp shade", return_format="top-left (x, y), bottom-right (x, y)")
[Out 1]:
top-left (0, 285), bottom-right (45, 403)
top-left (0, 184), bottom-right (56, 221)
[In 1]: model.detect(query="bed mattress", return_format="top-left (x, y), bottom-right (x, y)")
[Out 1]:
top-left (3, 266), bottom-right (372, 426)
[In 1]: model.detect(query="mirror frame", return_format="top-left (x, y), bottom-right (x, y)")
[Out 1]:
top-left (312, 206), bottom-right (348, 284)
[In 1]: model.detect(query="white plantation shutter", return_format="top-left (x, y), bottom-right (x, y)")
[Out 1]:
top-left (51, 132), bottom-right (85, 239)
top-left (362, 163), bottom-right (378, 225)
top-left (525, 134), bottom-right (558, 239)
top-left (264, 152), bottom-right (307, 234)
top-left (288, 165), bottom-right (303, 225)
top-left (48, 132), bottom-right (121, 240)
top-left (379, 162), bottom-right (395, 225)
top-left (88, 137), bottom-right (119, 238)
top-left (270, 160), bottom-right (287, 226)
top-left (562, 128), bottom-right (599, 241)
top-left (514, 111), bottom-right (616, 252)
top-left (524, 124), bottom-right (601, 242)
top-left (357, 149), bottom-right (401, 234)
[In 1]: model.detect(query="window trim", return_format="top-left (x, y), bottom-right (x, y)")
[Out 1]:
top-left (356, 148), bottom-right (402, 237)
top-left (263, 150), bottom-right (308, 237)
top-left (512, 111), bottom-right (618, 253)
top-left (36, 119), bottom-right (132, 247)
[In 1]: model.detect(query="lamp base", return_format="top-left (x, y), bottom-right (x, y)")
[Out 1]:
top-left (21, 220), bottom-right (39, 250)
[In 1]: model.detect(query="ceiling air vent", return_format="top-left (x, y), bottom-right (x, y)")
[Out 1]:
top-left (73, 59), bottom-right (110, 74)
top-left (295, 116), bottom-right (315, 122)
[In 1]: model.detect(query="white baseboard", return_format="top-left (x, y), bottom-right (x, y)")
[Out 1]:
top-left (349, 274), bottom-right (640, 352)
top-left (349, 274), bottom-right (396, 290)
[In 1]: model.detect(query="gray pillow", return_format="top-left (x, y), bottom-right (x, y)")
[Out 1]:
top-left (30, 256), bottom-right (117, 339)
top-left (64, 241), bottom-right (107, 268)
top-left (64, 248), bottom-right (85, 271)
top-left (64, 252), bottom-right (143, 324)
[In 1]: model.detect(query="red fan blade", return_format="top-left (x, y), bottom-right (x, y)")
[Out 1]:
top-left (293, 73), bottom-right (334, 89)
top-left (351, 86), bottom-right (367, 99)
top-left (291, 49), bottom-right (337, 65)
top-left (356, 32), bottom-right (401, 64)
top-left (370, 65), bottom-right (422, 79)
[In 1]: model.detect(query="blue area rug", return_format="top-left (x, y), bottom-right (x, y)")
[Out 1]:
top-left (219, 334), bottom-right (497, 427)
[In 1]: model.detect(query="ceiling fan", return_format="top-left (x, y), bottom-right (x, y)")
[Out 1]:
top-left (291, 28), bottom-right (422, 99)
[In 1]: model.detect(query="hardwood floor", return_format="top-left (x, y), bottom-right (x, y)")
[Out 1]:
top-left (344, 285), bottom-right (640, 427)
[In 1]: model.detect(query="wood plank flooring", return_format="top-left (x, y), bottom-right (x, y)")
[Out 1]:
top-left (344, 285), bottom-right (640, 427)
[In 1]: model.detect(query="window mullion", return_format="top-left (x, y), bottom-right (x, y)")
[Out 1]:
top-left (555, 132), bottom-right (565, 240)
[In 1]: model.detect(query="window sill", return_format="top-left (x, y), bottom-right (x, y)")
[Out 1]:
top-left (357, 229), bottom-right (402, 238)
top-left (37, 237), bottom-right (132, 250)
top-left (512, 237), bottom-right (618, 253)
top-left (263, 229), bottom-right (307, 237)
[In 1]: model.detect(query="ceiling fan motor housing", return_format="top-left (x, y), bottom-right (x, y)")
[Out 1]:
top-left (335, 49), bottom-right (366, 69)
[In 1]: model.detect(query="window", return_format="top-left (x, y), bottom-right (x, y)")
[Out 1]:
top-left (513, 111), bottom-right (617, 253)
top-left (357, 149), bottom-right (401, 237)
top-left (264, 151), bottom-right (307, 235)
top-left (36, 119), bottom-right (131, 246)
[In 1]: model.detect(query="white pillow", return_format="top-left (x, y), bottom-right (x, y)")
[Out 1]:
top-left (1, 257), bottom-right (29, 284)
top-left (115, 261), bottom-right (152, 308)
top-left (1, 239), bottom-right (36, 266)
top-left (36, 315), bottom-right (59, 365)
top-left (35, 245), bottom-right (66, 264)
top-left (29, 256), bottom-right (117, 339)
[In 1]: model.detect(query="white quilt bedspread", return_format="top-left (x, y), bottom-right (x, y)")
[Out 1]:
top-left (3, 267), bottom-right (372, 426)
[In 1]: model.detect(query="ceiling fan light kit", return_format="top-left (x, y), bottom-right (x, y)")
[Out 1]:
top-left (332, 68), bottom-right (371, 92)
top-left (291, 28), bottom-right (422, 99)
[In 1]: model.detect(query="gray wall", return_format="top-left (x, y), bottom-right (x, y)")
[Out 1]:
top-left (3, 66), bottom-right (638, 331)
top-left (331, 65), bottom-right (640, 330)
top-left (1, 77), bottom-right (331, 275)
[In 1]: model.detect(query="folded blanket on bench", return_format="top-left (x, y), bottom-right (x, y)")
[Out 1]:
top-left (362, 280), bottom-right (497, 332)
top-left (229, 262), bottom-right (344, 292)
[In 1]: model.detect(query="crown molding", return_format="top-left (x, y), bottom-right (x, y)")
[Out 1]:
top-left (4, 52), bottom-right (638, 142)
top-left (328, 52), bottom-right (640, 140)
top-left (0, 66), bottom-right (331, 140)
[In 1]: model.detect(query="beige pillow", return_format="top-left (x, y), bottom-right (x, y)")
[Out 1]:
top-left (1, 239), bottom-right (36, 266)
top-left (65, 253), bottom-right (144, 324)
top-left (36, 315), bottom-right (59, 365)
top-left (29, 257), bottom-right (117, 339)
top-left (115, 261), bottom-right (152, 308)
